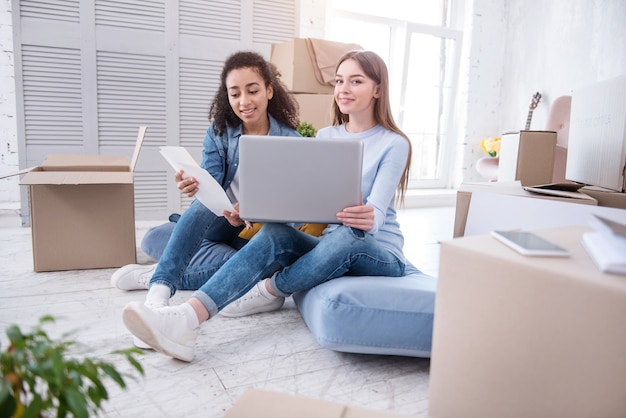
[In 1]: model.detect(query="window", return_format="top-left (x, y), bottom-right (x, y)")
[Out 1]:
top-left (328, 1), bottom-right (462, 188)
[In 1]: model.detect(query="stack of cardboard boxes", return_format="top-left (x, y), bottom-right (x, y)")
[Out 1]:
top-left (270, 38), bottom-right (360, 133)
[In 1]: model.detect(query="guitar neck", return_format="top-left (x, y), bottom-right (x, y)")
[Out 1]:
top-left (525, 92), bottom-right (541, 130)
top-left (525, 109), bottom-right (534, 130)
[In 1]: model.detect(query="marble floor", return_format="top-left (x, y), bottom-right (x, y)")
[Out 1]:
top-left (0, 206), bottom-right (455, 417)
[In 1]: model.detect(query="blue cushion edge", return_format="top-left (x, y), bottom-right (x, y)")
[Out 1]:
top-left (293, 270), bottom-right (437, 358)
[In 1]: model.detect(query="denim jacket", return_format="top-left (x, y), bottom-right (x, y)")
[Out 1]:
top-left (200, 114), bottom-right (300, 191)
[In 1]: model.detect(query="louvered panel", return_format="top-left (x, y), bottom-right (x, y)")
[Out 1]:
top-left (96, 51), bottom-right (166, 147)
top-left (252, 0), bottom-right (295, 44)
top-left (16, 0), bottom-right (303, 220)
top-left (95, 0), bottom-right (165, 31)
top-left (20, 0), bottom-right (80, 23)
top-left (21, 45), bottom-right (83, 146)
top-left (133, 170), bottom-right (169, 211)
top-left (180, 194), bottom-right (193, 210)
top-left (179, 0), bottom-right (241, 40)
top-left (179, 57), bottom-right (222, 147)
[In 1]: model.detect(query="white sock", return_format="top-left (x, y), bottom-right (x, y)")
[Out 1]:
top-left (180, 303), bottom-right (199, 329)
top-left (257, 279), bottom-right (279, 300)
top-left (145, 284), bottom-right (170, 306)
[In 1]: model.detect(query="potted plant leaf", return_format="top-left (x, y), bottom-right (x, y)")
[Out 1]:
top-left (0, 315), bottom-right (144, 418)
top-left (297, 121), bottom-right (317, 138)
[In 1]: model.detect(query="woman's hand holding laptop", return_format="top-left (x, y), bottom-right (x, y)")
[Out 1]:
top-left (336, 203), bottom-right (374, 231)
top-left (223, 203), bottom-right (253, 230)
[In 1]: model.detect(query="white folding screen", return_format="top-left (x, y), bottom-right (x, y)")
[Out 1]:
top-left (13, 0), bottom-right (297, 221)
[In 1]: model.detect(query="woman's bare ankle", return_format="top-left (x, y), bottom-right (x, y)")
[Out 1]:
top-left (188, 297), bottom-right (210, 322)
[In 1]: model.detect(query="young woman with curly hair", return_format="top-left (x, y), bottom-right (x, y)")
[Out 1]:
top-left (111, 51), bottom-right (304, 348)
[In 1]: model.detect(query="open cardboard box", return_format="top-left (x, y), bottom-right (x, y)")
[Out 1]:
top-left (270, 38), bottom-right (361, 94)
top-left (579, 185), bottom-right (626, 209)
top-left (430, 226), bottom-right (626, 417)
top-left (224, 388), bottom-right (413, 418)
top-left (271, 38), bottom-right (334, 94)
top-left (8, 127), bottom-right (146, 272)
top-left (453, 181), bottom-right (597, 237)
top-left (497, 130), bottom-right (557, 187)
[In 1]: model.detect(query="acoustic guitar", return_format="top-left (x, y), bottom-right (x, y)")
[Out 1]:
top-left (525, 92), bottom-right (542, 130)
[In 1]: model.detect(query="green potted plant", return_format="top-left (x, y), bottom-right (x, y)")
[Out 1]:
top-left (297, 121), bottom-right (317, 138)
top-left (0, 315), bottom-right (144, 418)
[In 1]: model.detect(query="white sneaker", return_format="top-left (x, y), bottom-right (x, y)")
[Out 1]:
top-left (122, 302), bottom-right (198, 362)
top-left (132, 335), bottom-right (153, 350)
top-left (220, 282), bottom-right (285, 318)
top-left (132, 298), bottom-right (170, 350)
top-left (111, 264), bottom-right (157, 290)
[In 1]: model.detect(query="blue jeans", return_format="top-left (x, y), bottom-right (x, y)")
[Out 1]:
top-left (192, 223), bottom-right (406, 317)
top-left (148, 199), bottom-right (247, 294)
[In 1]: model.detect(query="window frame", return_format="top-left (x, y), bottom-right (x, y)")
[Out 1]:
top-left (328, 8), bottom-right (463, 189)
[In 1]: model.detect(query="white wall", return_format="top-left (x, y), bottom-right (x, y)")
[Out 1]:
top-left (456, 0), bottom-right (507, 185)
top-left (461, 0), bottom-right (626, 182)
top-left (1, 0), bottom-right (625, 208)
top-left (0, 0), bottom-right (18, 209)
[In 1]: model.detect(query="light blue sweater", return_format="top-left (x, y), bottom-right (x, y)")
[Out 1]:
top-left (317, 124), bottom-right (409, 263)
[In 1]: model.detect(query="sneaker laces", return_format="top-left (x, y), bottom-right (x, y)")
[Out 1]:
top-left (240, 285), bottom-right (262, 302)
top-left (137, 272), bottom-right (151, 289)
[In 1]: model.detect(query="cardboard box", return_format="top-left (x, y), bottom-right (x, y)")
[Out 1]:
top-left (429, 226), bottom-right (626, 418)
top-left (18, 127), bottom-right (146, 272)
top-left (293, 93), bottom-right (334, 131)
top-left (580, 185), bottom-right (626, 209)
top-left (224, 388), bottom-right (412, 418)
top-left (453, 182), bottom-right (597, 237)
top-left (271, 38), bottom-right (334, 94)
top-left (271, 38), bottom-right (361, 94)
top-left (498, 130), bottom-right (557, 186)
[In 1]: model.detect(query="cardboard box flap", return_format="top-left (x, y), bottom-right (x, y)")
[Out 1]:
top-left (20, 170), bottom-right (133, 185)
top-left (41, 154), bottom-right (130, 172)
top-left (0, 167), bottom-right (35, 180)
top-left (305, 38), bottom-right (363, 86)
top-left (224, 389), bottom-right (411, 418)
top-left (224, 389), bottom-right (344, 417)
top-left (130, 126), bottom-right (147, 172)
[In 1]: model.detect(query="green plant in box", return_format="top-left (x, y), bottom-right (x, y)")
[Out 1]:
top-left (0, 315), bottom-right (144, 418)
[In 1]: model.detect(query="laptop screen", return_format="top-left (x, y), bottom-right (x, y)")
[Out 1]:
top-left (238, 135), bottom-right (363, 223)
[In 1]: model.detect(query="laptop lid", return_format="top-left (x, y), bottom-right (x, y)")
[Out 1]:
top-left (238, 135), bottom-right (363, 224)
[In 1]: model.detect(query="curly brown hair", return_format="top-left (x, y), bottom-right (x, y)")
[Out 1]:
top-left (209, 51), bottom-right (300, 136)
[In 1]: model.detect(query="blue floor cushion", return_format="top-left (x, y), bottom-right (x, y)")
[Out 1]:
top-left (292, 264), bottom-right (436, 357)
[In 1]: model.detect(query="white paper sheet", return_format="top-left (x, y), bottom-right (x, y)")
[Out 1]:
top-left (159, 146), bottom-right (234, 215)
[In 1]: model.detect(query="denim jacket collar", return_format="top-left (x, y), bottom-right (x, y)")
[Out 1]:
top-left (222, 114), bottom-right (295, 190)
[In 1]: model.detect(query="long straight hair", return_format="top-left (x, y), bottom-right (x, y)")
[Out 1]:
top-left (330, 50), bottom-right (412, 203)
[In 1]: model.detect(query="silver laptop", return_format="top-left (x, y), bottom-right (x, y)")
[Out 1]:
top-left (238, 135), bottom-right (363, 223)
